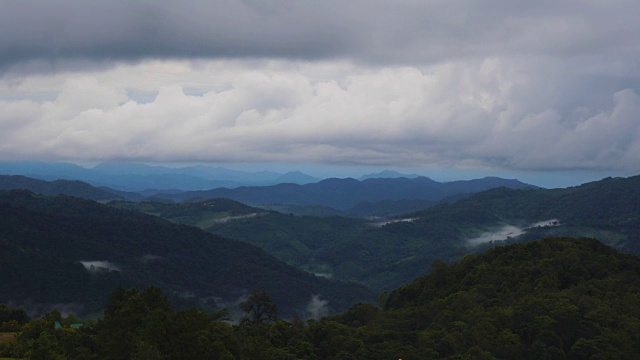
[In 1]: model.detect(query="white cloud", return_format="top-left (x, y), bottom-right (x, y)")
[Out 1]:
top-left (1, 0), bottom-right (640, 174)
top-left (1, 58), bottom-right (639, 172)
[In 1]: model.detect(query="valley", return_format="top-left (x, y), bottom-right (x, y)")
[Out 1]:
top-left (1, 171), bottom-right (640, 359)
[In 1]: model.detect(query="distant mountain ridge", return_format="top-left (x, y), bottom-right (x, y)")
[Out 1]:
top-left (0, 161), bottom-right (319, 191)
top-left (359, 169), bottom-right (421, 180)
top-left (193, 174), bottom-right (640, 291)
top-left (0, 175), bottom-right (123, 201)
top-left (154, 176), bottom-right (534, 209)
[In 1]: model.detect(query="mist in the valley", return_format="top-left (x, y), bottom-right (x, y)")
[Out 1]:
top-left (306, 295), bottom-right (330, 320)
top-left (79, 260), bottom-right (121, 272)
top-left (467, 220), bottom-right (559, 246)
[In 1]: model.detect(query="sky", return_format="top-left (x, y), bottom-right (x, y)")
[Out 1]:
top-left (1, 0), bottom-right (639, 187)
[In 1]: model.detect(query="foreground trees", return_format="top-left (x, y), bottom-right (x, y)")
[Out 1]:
top-left (2, 238), bottom-right (640, 359)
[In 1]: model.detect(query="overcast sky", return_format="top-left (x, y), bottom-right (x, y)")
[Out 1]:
top-left (1, 0), bottom-right (639, 186)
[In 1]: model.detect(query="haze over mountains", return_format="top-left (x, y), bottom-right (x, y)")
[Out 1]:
top-left (0, 161), bottom-right (321, 192)
top-left (2, 162), bottom-right (640, 305)
top-left (0, 161), bottom-right (535, 215)
top-left (4, 166), bottom-right (640, 295)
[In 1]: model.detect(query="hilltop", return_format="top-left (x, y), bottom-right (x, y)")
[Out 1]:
top-left (0, 190), bottom-right (375, 318)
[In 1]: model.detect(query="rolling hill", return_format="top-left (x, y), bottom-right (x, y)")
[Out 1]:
top-left (327, 237), bottom-right (640, 359)
top-left (0, 175), bottom-right (124, 202)
top-left (152, 176), bottom-right (533, 209)
top-left (171, 175), bottom-right (640, 292)
top-left (0, 190), bottom-right (375, 318)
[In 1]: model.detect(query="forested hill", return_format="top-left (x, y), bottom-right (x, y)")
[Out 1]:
top-left (329, 238), bottom-right (640, 358)
top-left (3, 237), bottom-right (639, 359)
top-left (152, 176), bottom-right (533, 208)
top-left (0, 190), bottom-right (375, 318)
top-left (0, 175), bottom-right (123, 201)
top-left (140, 175), bottom-right (640, 293)
top-left (406, 175), bottom-right (640, 253)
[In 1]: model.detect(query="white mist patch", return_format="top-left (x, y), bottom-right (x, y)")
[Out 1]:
top-left (313, 272), bottom-right (333, 279)
top-left (370, 218), bottom-right (417, 227)
top-left (80, 260), bottom-right (120, 272)
top-left (467, 219), bottom-right (559, 246)
top-left (213, 213), bottom-right (260, 224)
top-left (307, 295), bottom-right (329, 320)
top-left (528, 219), bottom-right (560, 228)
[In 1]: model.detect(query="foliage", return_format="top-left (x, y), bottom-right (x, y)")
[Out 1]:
top-left (0, 190), bottom-right (375, 318)
top-left (0, 175), bottom-right (122, 201)
top-left (109, 175), bottom-right (640, 294)
top-left (7, 237), bottom-right (640, 359)
top-left (240, 290), bottom-right (278, 326)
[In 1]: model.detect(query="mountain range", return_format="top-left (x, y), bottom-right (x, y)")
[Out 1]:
top-left (3, 170), bottom-right (640, 316)
top-left (0, 172), bottom-right (535, 217)
top-left (0, 190), bottom-right (374, 318)
top-left (132, 175), bottom-right (640, 292)
top-left (0, 161), bottom-right (320, 191)
top-left (151, 176), bottom-right (533, 209)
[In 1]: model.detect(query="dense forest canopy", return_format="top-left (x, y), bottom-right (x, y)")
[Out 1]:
top-left (2, 237), bottom-right (640, 359)
top-left (0, 190), bottom-right (375, 319)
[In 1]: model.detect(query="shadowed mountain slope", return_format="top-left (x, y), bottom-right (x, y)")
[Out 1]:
top-left (0, 190), bottom-right (375, 318)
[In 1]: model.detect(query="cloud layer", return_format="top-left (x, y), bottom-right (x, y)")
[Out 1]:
top-left (1, 58), bottom-right (639, 171)
top-left (1, 1), bottom-right (639, 173)
top-left (2, 1), bottom-right (640, 69)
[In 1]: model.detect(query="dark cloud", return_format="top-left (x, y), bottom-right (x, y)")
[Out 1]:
top-left (2, 0), bottom-right (639, 71)
top-left (2, 1), bottom-right (640, 176)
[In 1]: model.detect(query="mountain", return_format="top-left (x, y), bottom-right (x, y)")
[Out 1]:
top-left (0, 190), bottom-right (375, 318)
top-left (111, 199), bottom-right (369, 272)
top-left (326, 237), bottom-right (640, 359)
top-left (0, 161), bottom-right (318, 191)
top-left (0, 161), bottom-right (94, 180)
top-left (274, 171), bottom-right (320, 185)
top-left (182, 175), bottom-right (640, 292)
top-left (345, 198), bottom-right (438, 217)
top-left (358, 169), bottom-right (421, 180)
top-left (0, 175), bottom-right (123, 201)
top-left (154, 176), bottom-right (534, 209)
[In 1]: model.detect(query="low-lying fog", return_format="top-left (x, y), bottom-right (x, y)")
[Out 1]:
top-left (369, 218), bottom-right (416, 227)
top-left (467, 219), bottom-right (559, 246)
top-left (79, 260), bottom-right (120, 272)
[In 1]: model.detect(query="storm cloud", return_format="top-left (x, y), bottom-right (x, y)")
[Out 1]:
top-left (2, 1), bottom-right (639, 69)
top-left (1, 1), bottom-right (639, 175)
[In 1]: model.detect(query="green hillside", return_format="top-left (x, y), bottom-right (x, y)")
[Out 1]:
top-left (326, 237), bottom-right (640, 359)
top-left (0, 175), bottom-right (123, 201)
top-left (109, 175), bottom-right (640, 294)
top-left (4, 237), bottom-right (640, 359)
top-left (0, 190), bottom-right (375, 318)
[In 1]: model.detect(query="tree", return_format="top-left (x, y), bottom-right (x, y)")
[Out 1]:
top-left (240, 290), bottom-right (278, 326)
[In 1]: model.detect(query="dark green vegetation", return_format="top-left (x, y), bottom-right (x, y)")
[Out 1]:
top-left (411, 175), bottom-right (640, 253)
top-left (0, 175), bottom-right (122, 202)
top-left (109, 175), bottom-right (640, 294)
top-left (0, 190), bottom-right (375, 318)
top-left (3, 238), bottom-right (640, 359)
